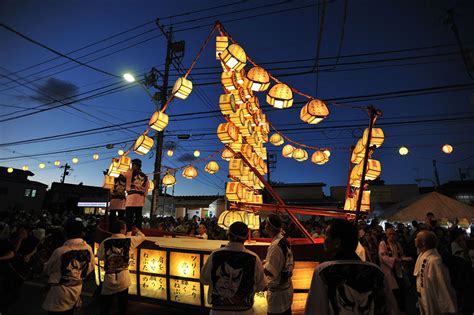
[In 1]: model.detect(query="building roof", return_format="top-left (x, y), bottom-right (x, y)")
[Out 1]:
top-left (271, 182), bottom-right (326, 187)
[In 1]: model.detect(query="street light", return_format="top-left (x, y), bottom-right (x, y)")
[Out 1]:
top-left (123, 73), bottom-right (136, 83)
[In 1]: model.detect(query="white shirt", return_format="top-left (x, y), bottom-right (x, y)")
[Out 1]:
top-left (98, 231), bottom-right (145, 295)
top-left (42, 238), bottom-right (94, 312)
top-left (264, 233), bottom-right (294, 313)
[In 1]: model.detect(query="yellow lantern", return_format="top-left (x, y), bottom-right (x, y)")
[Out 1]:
top-left (362, 128), bottom-right (384, 148)
top-left (193, 150), bottom-right (201, 157)
top-left (182, 165), bottom-right (198, 179)
top-left (167, 149), bottom-right (174, 157)
top-left (229, 158), bottom-right (244, 177)
top-left (205, 161), bottom-right (220, 174)
top-left (239, 120), bottom-right (253, 137)
top-left (118, 149), bottom-right (125, 156)
top-left (217, 210), bottom-right (248, 230)
top-left (219, 44), bottom-right (246, 71)
top-left (215, 36), bottom-right (228, 59)
top-left (282, 144), bottom-right (295, 158)
top-left (148, 180), bottom-right (155, 192)
top-left (103, 175), bottom-right (115, 191)
top-left (221, 148), bottom-right (234, 161)
top-left (221, 71), bottom-right (237, 91)
top-left (92, 153), bottom-right (99, 160)
top-left (226, 182), bottom-right (245, 201)
top-left (229, 134), bottom-right (242, 153)
top-left (162, 174), bottom-right (176, 187)
top-left (219, 94), bottom-right (236, 115)
top-left (22, 165), bottom-right (29, 171)
top-left (266, 83), bottom-right (293, 109)
top-left (148, 111), bottom-right (169, 132)
top-left (72, 157), bottom-right (79, 164)
top-left (442, 144), bottom-right (453, 154)
top-left (292, 148), bottom-right (308, 162)
top-left (311, 151), bottom-right (329, 165)
top-left (134, 135), bottom-right (154, 155)
top-left (300, 99), bottom-right (329, 124)
top-left (217, 122), bottom-right (239, 144)
top-left (172, 77), bottom-right (193, 100)
top-left (229, 109), bottom-right (246, 128)
top-left (54, 160), bottom-right (61, 167)
top-left (233, 69), bottom-right (246, 86)
top-left (323, 150), bottom-right (331, 157)
top-left (241, 144), bottom-right (253, 161)
top-left (39, 163), bottom-right (46, 169)
top-left (269, 133), bottom-right (284, 146)
top-left (350, 159), bottom-right (381, 187)
top-left (117, 155), bottom-right (131, 172)
top-left (351, 139), bottom-right (365, 164)
top-left (238, 86), bottom-right (253, 100)
top-left (108, 158), bottom-right (121, 178)
top-left (399, 146), bottom-right (409, 155)
top-left (230, 89), bottom-right (244, 105)
top-left (345, 190), bottom-right (371, 211)
top-left (245, 66), bottom-right (270, 92)
top-left (7, 167), bottom-right (13, 173)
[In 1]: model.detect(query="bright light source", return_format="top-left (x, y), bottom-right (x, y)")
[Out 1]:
top-left (7, 167), bottom-right (13, 173)
top-left (323, 150), bottom-right (331, 157)
top-left (54, 160), bottom-right (61, 167)
top-left (123, 73), bottom-right (136, 83)
top-left (72, 157), bottom-right (79, 164)
top-left (194, 150), bottom-right (201, 157)
top-left (39, 163), bottom-right (46, 169)
top-left (118, 149), bottom-right (125, 156)
top-left (93, 153), bottom-right (100, 160)
top-left (399, 146), bottom-right (409, 156)
top-left (167, 149), bottom-right (174, 157)
top-left (442, 144), bottom-right (453, 154)
top-left (22, 165), bottom-right (29, 171)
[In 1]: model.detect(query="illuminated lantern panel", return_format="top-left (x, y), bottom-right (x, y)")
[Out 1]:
top-left (221, 71), bottom-right (236, 91)
top-left (54, 160), bottom-right (61, 167)
top-left (266, 83), bottom-right (293, 109)
top-left (148, 111), bottom-right (169, 132)
top-left (134, 135), bottom-right (154, 155)
top-left (269, 133), bottom-right (284, 146)
top-left (300, 99), bottom-right (329, 124)
top-left (167, 149), bottom-right (174, 157)
top-left (219, 43), bottom-right (247, 72)
top-left (22, 165), bottom-right (29, 171)
top-left (204, 161), bottom-right (220, 174)
top-left (399, 146), bottom-right (409, 155)
top-left (219, 94), bottom-right (236, 115)
top-left (221, 148), bottom-right (234, 161)
top-left (311, 151), bottom-right (329, 165)
top-left (139, 249), bottom-right (167, 274)
top-left (170, 252), bottom-right (201, 279)
top-left (225, 182), bottom-right (245, 202)
top-left (229, 110), bottom-right (246, 128)
top-left (246, 96), bottom-right (260, 115)
top-left (162, 174), bottom-right (176, 187)
top-left (362, 127), bottom-right (385, 148)
top-left (240, 120), bottom-right (253, 137)
top-left (282, 144), bottom-right (295, 158)
top-left (72, 157), bottom-right (79, 164)
top-left (7, 167), bottom-right (13, 173)
top-left (442, 144), bottom-right (453, 154)
top-left (217, 210), bottom-right (248, 230)
top-left (103, 175), bottom-right (115, 191)
top-left (92, 154), bottom-right (100, 160)
top-left (245, 66), bottom-right (270, 92)
top-left (217, 122), bottom-right (239, 144)
top-left (140, 275), bottom-right (167, 300)
top-left (172, 77), bottom-right (193, 100)
top-left (215, 36), bottom-right (228, 59)
top-left (182, 166), bottom-right (198, 180)
top-left (117, 155), bottom-right (131, 172)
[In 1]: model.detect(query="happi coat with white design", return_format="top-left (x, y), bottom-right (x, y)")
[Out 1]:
top-left (200, 242), bottom-right (266, 315)
top-left (42, 238), bottom-right (94, 312)
top-left (414, 248), bottom-right (457, 315)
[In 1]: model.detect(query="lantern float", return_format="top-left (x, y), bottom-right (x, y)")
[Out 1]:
top-left (362, 127), bottom-right (384, 148)
top-left (266, 83), bottom-right (293, 109)
top-left (162, 174), bottom-right (177, 187)
top-left (148, 111), bottom-right (169, 131)
top-left (269, 133), bottom-right (284, 146)
top-left (134, 135), bottom-right (154, 155)
top-left (221, 71), bottom-right (237, 91)
top-left (245, 66), bottom-right (270, 92)
top-left (182, 166), bottom-right (198, 179)
top-left (300, 99), bottom-right (329, 124)
top-left (292, 148), bottom-right (308, 162)
top-left (172, 77), bottom-right (193, 100)
top-left (219, 94), bottom-right (236, 115)
top-left (204, 161), bottom-right (220, 174)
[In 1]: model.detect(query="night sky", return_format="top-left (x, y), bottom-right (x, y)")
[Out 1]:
top-left (1, 0), bottom-right (473, 196)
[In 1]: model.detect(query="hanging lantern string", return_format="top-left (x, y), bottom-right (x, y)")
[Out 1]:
top-left (216, 23), bottom-right (366, 111)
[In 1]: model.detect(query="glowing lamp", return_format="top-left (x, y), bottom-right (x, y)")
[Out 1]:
top-left (217, 122), bottom-right (239, 144)
top-left (350, 139), bottom-right (365, 164)
top-left (216, 36), bottom-right (228, 59)
top-left (282, 144), bottom-right (295, 158)
top-left (350, 159), bottom-right (382, 187)
top-left (292, 148), bottom-right (308, 162)
top-left (300, 99), bottom-right (329, 124)
top-left (219, 94), bottom-right (236, 115)
top-left (229, 110), bottom-right (246, 127)
top-left (167, 149), bottom-right (174, 157)
top-left (103, 175), bottom-right (115, 191)
top-left (22, 165), bottom-right (29, 171)
top-left (221, 148), bottom-right (234, 161)
top-left (230, 89), bottom-right (244, 105)
top-left (238, 86), bottom-right (253, 101)
top-left (54, 160), bottom-right (61, 167)
top-left (217, 210), bottom-right (248, 230)
top-left (72, 158), bottom-right (79, 164)
top-left (362, 128), bottom-right (384, 148)
top-left (233, 69), bottom-right (246, 86)
top-left (311, 151), bottom-right (329, 165)
top-left (266, 83), bottom-right (293, 109)
top-left (229, 134), bottom-right (242, 153)
top-left (226, 182), bottom-right (245, 202)
top-left (229, 158), bottom-right (244, 177)
top-left (182, 165), bottom-right (198, 179)
top-left (117, 155), bottom-right (131, 172)
top-left (442, 144), bottom-right (453, 154)
top-left (270, 133), bottom-right (284, 146)
top-left (92, 153), bottom-right (99, 160)
top-left (172, 77), bottom-right (193, 100)
top-left (399, 146), bottom-right (409, 156)
top-left (240, 120), bottom-right (253, 137)
top-left (241, 144), bottom-right (253, 161)
top-left (123, 73), bottom-right (135, 83)
top-left (221, 71), bottom-right (236, 91)
top-left (134, 135), bottom-right (154, 155)
top-left (345, 190), bottom-right (371, 212)
top-left (219, 44), bottom-right (246, 71)
top-left (323, 150), bottom-right (331, 157)
top-left (148, 180), bottom-right (154, 192)
top-left (162, 174), bottom-right (176, 187)
top-left (108, 158), bottom-right (121, 178)
top-left (245, 66), bottom-right (270, 92)
top-left (39, 163), bottom-right (46, 169)
top-left (205, 161), bottom-right (219, 174)
top-left (246, 97), bottom-right (260, 116)
top-left (118, 149), bottom-right (125, 156)
top-left (148, 111), bottom-right (169, 131)
top-left (7, 167), bottom-right (13, 173)
top-left (193, 150), bottom-right (201, 157)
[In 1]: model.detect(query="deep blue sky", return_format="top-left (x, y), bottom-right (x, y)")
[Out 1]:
top-left (1, 0), bottom-right (473, 196)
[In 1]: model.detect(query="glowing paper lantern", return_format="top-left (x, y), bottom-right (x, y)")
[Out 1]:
top-left (238, 86), bottom-right (253, 101)
top-left (300, 99), bottom-right (329, 124)
top-left (22, 165), bottom-right (29, 171)
top-left (108, 158), bottom-right (121, 178)
top-left (345, 190), bottom-right (371, 212)
top-left (229, 134), bottom-right (242, 153)
top-left (134, 135), bottom-right (154, 155)
top-left (182, 165), bottom-right (198, 179)
top-left (245, 66), bottom-right (270, 92)
top-left (103, 175), bottom-right (115, 191)
top-left (229, 158), bottom-right (244, 177)
top-left (323, 150), bottom-right (331, 157)
top-left (350, 159), bottom-right (382, 187)
top-left (162, 174), bottom-right (176, 187)
top-left (217, 210), bottom-right (247, 230)
top-left (193, 150), bottom-right (201, 157)
top-left (167, 149), bottom-right (174, 157)
top-left (240, 120), bottom-right (253, 137)
top-left (7, 167), bottom-right (13, 173)
top-left (221, 71), bottom-right (236, 91)
top-left (148, 111), bottom-right (169, 132)
top-left (117, 155), bottom-right (131, 172)
top-left (266, 83), bottom-right (293, 109)
top-left (219, 44), bottom-right (246, 71)
top-left (118, 149), bottom-right (125, 156)
top-left (399, 146), bottom-right (409, 155)
top-left (219, 94), bottom-right (236, 115)
top-left (39, 163), bottom-right (46, 169)
top-left (215, 36), bottom-right (228, 59)
top-left (350, 139), bottom-right (365, 164)
top-left (230, 89), bottom-right (245, 105)
top-left (229, 109), bottom-right (246, 128)
top-left (221, 148), bottom-right (234, 161)
top-left (172, 77), bottom-right (193, 100)
top-left (205, 161), bottom-right (219, 174)
top-left (92, 154), bottom-right (99, 160)
top-left (148, 180), bottom-right (155, 192)
top-left (72, 158), bottom-right (79, 164)
top-left (233, 69), bottom-right (246, 86)
top-left (362, 128), bottom-right (384, 148)
top-left (54, 160), bottom-right (61, 167)
top-left (282, 144), bottom-right (295, 158)
top-left (217, 122), bottom-right (239, 144)
top-left (269, 133), bottom-right (284, 146)
top-left (442, 144), bottom-right (453, 154)
top-left (311, 151), bottom-right (329, 165)
top-left (226, 182), bottom-right (245, 202)
top-left (292, 148), bottom-right (308, 162)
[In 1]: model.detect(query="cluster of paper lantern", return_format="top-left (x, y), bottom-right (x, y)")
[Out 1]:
top-left (217, 210), bottom-right (261, 230)
top-left (274, 139), bottom-right (330, 165)
top-left (344, 127), bottom-right (384, 212)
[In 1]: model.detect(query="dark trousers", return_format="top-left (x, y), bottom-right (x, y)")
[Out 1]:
top-left (125, 206), bottom-right (142, 231)
top-left (109, 210), bottom-right (125, 221)
top-left (48, 309), bottom-right (74, 315)
top-left (100, 289), bottom-right (128, 315)
top-left (268, 309), bottom-right (291, 315)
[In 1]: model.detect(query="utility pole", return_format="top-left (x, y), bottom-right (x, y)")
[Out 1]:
top-left (60, 163), bottom-right (71, 184)
top-left (433, 160), bottom-right (441, 187)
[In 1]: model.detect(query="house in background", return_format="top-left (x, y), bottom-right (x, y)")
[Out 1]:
top-left (44, 182), bottom-right (108, 213)
top-left (0, 166), bottom-right (48, 212)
